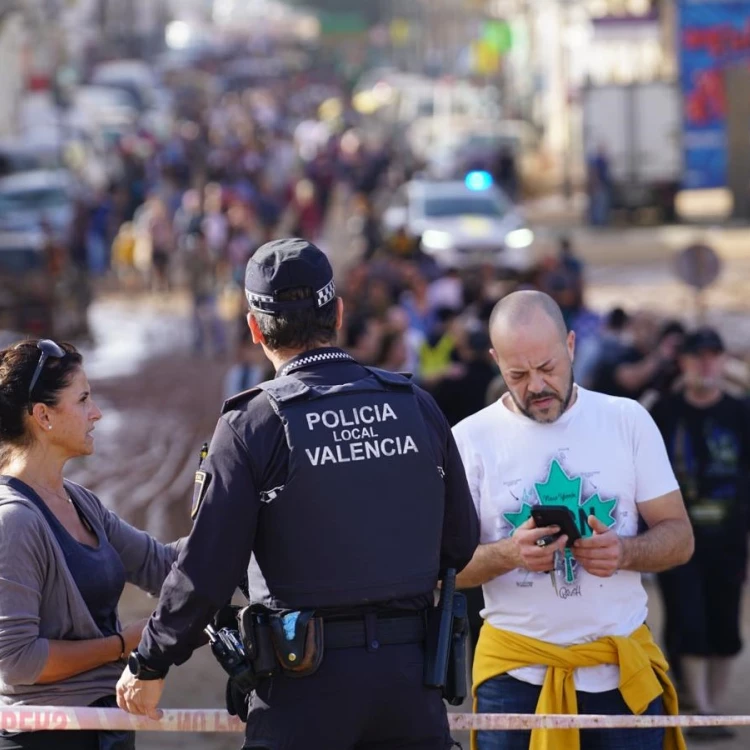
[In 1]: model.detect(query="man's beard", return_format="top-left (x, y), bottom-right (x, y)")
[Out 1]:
top-left (509, 369), bottom-right (575, 424)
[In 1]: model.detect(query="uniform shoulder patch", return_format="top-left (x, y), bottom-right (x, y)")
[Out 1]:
top-left (221, 387), bottom-right (264, 415)
top-left (191, 470), bottom-right (212, 520)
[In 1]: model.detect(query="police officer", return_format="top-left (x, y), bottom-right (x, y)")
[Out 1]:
top-left (116, 238), bottom-right (480, 750)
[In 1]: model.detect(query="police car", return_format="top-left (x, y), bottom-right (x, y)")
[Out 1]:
top-left (380, 173), bottom-right (535, 273)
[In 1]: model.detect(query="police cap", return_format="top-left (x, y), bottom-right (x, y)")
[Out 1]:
top-left (245, 238), bottom-right (336, 315)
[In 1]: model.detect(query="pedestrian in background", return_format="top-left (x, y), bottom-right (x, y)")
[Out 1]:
top-left (591, 313), bottom-right (683, 404)
top-left (0, 340), bottom-right (184, 750)
top-left (185, 230), bottom-right (227, 358)
top-left (651, 328), bottom-right (750, 740)
top-left (223, 323), bottom-right (273, 401)
top-left (587, 146), bottom-right (612, 227)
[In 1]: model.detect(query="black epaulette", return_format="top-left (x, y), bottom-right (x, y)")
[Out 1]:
top-left (363, 366), bottom-right (415, 389)
top-left (221, 387), bottom-right (264, 415)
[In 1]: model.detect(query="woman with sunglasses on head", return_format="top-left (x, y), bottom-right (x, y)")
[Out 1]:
top-left (0, 340), bottom-right (185, 750)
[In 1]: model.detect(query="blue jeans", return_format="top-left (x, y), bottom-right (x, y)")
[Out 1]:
top-left (476, 674), bottom-right (664, 750)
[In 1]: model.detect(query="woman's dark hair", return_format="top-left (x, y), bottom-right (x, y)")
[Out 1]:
top-left (253, 287), bottom-right (338, 351)
top-left (0, 340), bottom-right (82, 459)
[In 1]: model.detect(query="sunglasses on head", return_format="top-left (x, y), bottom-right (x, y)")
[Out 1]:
top-left (27, 339), bottom-right (65, 415)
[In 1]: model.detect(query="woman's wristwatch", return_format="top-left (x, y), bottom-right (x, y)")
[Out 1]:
top-left (127, 651), bottom-right (168, 681)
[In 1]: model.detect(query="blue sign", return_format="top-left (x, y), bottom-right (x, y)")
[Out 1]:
top-left (677, 0), bottom-right (750, 188)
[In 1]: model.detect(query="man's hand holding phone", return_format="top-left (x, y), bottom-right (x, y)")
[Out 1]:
top-left (510, 518), bottom-right (568, 572)
top-left (572, 516), bottom-right (623, 577)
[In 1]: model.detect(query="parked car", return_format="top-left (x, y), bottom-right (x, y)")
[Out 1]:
top-left (0, 230), bottom-right (90, 339)
top-left (91, 60), bottom-right (173, 141)
top-left (91, 60), bottom-right (159, 112)
top-left (0, 170), bottom-right (75, 244)
top-left (0, 138), bottom-right (64, 177)
top-left (70, 85), bottom-right (139, 127)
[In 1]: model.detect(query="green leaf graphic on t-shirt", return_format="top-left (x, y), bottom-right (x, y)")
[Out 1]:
top-left (534, 460), bottom-right (618, 536)
top-left (503, 489), bottom-right (535, 530)
top-left (503, 460), bottom-right (618, 585)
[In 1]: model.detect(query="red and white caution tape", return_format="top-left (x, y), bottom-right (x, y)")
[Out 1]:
top-left (450, 713), bottom-right (750, 731)
top-left (0, 707), bottom-right (244, 734)
top-left (0, 708), bottom-right (749, 733)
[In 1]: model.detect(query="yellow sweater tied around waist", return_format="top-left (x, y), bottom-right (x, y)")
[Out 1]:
top-left (471, 622), bottom-right (685, 750)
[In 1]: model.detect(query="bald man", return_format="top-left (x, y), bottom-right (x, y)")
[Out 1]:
top-left (452, 291), bottom-right (694, 750)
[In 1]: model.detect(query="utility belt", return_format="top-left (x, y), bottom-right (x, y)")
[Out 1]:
top-left (209, 607), bottom-right (427, 687)
top-left (209, 578), bottom-right (467, 719)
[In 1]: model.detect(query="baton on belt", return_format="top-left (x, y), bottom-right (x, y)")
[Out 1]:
top-left (424, 568), bottom-right (456, 689)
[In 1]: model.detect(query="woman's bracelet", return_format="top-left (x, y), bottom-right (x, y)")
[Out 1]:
top-left (114, 632), bottom-right (126, 661)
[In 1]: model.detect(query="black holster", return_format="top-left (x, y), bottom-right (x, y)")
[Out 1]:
top-left (423, 569), bottom-right (467, 705)
top-left (225, 678), bottom-right (250, 723)
top-left (444, 592), bottom-right (468, 706)
top-left (424, 569), bottom-right (456, 690)
top-left (205, 622), bottom-right (258, 722)
top-left (238, 605), bottom-right (279, 679)
top-left (212, 605), bottom-right (281, 723)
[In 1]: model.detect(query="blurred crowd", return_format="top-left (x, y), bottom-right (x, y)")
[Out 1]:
top-left (63, 49), bottom-right (748, 417)
top-left (331, 227), bottom-right (749, 422)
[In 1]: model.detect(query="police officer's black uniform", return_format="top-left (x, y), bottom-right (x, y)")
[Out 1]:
top-left (129, 239), bottom-right (480, 750)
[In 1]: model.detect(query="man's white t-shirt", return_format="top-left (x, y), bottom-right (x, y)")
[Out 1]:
top-left (452, 386), bottom-right (679, 692)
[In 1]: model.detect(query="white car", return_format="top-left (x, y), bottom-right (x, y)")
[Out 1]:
top-left (70, 85), bottom-right (139, 126)
top-left (91, 60), bottom-right (173, 141)
top-left (91, 60), bottom-right (158, 111)
top-left (380, 175), bottom-right (536, 274)
top-left (0, 171), bottom-right (75, 242)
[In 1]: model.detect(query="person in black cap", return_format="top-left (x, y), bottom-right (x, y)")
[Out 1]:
top-left (116, 238), bottom-right (479, 750)
top-left (651, 327), bottom-right (750, 739)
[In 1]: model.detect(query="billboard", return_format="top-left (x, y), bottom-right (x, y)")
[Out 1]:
top-left (677, 0), bottom-right (750, 188)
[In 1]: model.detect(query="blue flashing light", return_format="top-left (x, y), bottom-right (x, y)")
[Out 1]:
top-left (465, 170), bottom-right (493, 191)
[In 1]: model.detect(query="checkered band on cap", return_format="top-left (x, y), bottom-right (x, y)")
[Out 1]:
top-left (246, 290), bottom-right (274, 310)
top-left (316, 279), bottom-right (336, 308)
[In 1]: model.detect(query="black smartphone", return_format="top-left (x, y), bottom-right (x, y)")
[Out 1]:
top-left (531, 505), bottom-right (582, 548)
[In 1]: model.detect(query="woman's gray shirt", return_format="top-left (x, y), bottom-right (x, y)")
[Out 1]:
top-left (0, 481), bottom-right (182, 707)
